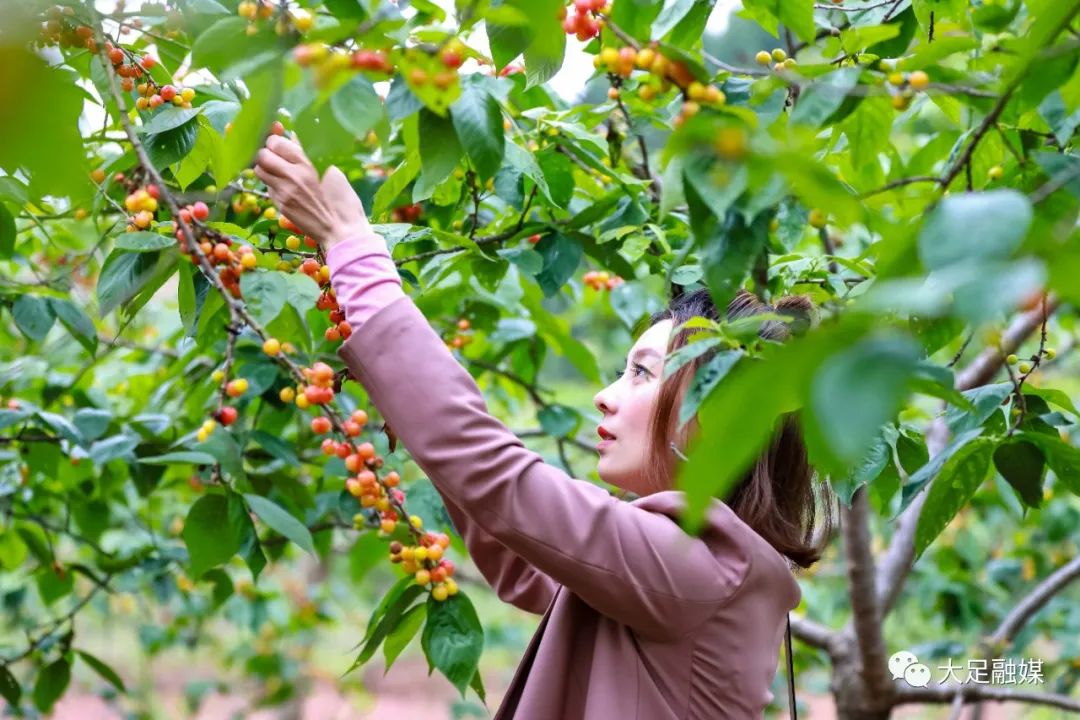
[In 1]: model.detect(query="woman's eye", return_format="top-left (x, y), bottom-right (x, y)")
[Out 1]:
top-left (615, 364), bottom-right (649, 380)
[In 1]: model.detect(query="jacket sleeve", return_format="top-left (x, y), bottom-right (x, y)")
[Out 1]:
top-left (338, 295), bottom-right (751, 641)
top-left (439, 492), bottom-right (559, 615)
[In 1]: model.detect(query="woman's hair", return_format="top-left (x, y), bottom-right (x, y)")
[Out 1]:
top-left (643, 287), bottom-right (835, 569)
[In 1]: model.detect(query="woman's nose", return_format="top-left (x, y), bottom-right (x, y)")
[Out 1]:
top-left (594, 383), bottom-right (616, 415)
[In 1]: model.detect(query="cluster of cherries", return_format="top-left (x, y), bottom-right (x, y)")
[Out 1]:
top-left (122, 184), bottom-right (160, 231)
top-left (584, 270), bottom-right (625, 291)
top-left (755, 47), bottom-right (798, 73)
top-left (292, 42), bottom-right (394, 89)
top-left (884, 66), bottom-right (930, 111)
top-left (133, 79), bottom-right (195, 111)
top-left (238, 1), bottom-right (313, 36)
top-left (389, 530), bottom-right (459, 601)
top-left (279, 215), bottom-right (354, 343)
top-left (594, 44), bottom-right (726, 127)
top-left (173, 203), bottom-right (259, 298)
top-left (289, 361), bottom-right (337, 408)
top-left (390, 203), bottom-right (423, 223)
top-left (444, 318), bottom-right (473, 351)
top-left (560, 0), bottom-right (610, 41)
top-left (37, 7), bottom-right (97, 51)
top-left (291, 38), bottom-right (466, 92)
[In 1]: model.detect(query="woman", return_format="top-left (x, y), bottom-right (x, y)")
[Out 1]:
top-left (255, 136), bottom-right (834, 719)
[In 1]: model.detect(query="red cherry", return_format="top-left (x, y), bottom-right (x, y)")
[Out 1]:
top-left (441, 50), bottom-right (463, 69)
top-left (335, 442), bottom-right (352, 459)
top-left (159, 85), bottom-right (176, 101)
top-left (216, 406), bottom-right (238, 426)
top-left (270, 120), bottom-right (285, 136)
top-left (311, 416), bottom-right (332, 434)
top-left (140, 55), bottom-right (157, 70)
top-left (321, 438), bottom-right (338, 455)
top-left (191, 201), bottom-right (210, 221)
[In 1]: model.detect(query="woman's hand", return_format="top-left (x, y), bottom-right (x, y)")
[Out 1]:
top-left (254, 135), bottom-right (374, 251)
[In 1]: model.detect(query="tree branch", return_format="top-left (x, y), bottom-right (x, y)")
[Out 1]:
top-left (875, 297), bottom-right (1061, 617)
top-left (893, 682), bottom-right (1080, 713)
top-left (841, 485), bottom-right (893, 698)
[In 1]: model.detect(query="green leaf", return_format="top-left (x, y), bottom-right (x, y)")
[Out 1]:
top-left (678, 317), bottom-right (870, 529)
top-left (251, 430), bottom-right (300, 465)
top-left (136, 106), bottom-right (203, 135)
top-left (175, 121), bottom-right (216, 189)
top-left (242, 493), bottom-right (316, 556)
top-left (183, 493), bottom-right (244, 578)
top-left (73, 408), bottom-right (112, 442)
top-left (808, 335), bottom-right (921, 474)
top-left (145, 117), bottom-right (200, 170)
top-left (329, 75), bottom-right (385, 142)
top-left (451, 81), bottom-right (505, 181)
top-left (521, 283), bottom-right (601, 383)
top-left (12, 294), bottom-right (56, 341)
top-left (537, 404), bottom-right (580, 438)
top-left (372, 151), bottom-right (421, 218)
top-left (913, 437), bottom-right (994, 560)
top-left (97, 250), bottom-right (164, 317)
top-left (239, 271), bottom-right (288, 326)
top-left (533, 233), bottom-right (582, 297)
top-left (194, 426), bottom-right (245, 478)
top-left (790, 68), bottom-right (863, 127)
top-left (139, 450), bottom-right (217, 465)
top-left (416, 109), bottom-right (462, 200)
top-left (678, 351), bottom-right (743, 428)
top-left (993, 440), bottom-right (1045, 509)
top-left (522, 0), bottom-right (566, 88)
top-left (653, 0), bottom-right (699, 38)
top-left (0, 665), bottom-right (20, 706)
top-left (0, 202), bottom-right (14, 259)
top-left (1020, 432), bottom-right (1080, 497)
top-left (383, 603), bottom-right (426, 672)
top-left (191, 17), bottom-right (281, 78)
top-left (32, 658), bottom-right (70, 713)
top-left (421, 593), bottom-right (484, 696)
top-left (218, 60), bottom-right (283, 184)
top-left (352, 583), bottom-right (426, 668)
top-left (113, 232), bottom-right (175, 252)
top-left (76, 650), bottom-right (126, 694)
top-left (0, 49), bottom-right (88, 200)
top-left (46, 298), bottom-right (97, 354)
top-left (89, 434), bottom-right (139, 466)
top-left (917, 190), bottom-right (1033, 271)
top-left (744, 0), bottom-right (815, 42)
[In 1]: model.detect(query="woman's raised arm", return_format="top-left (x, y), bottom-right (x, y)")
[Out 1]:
top-left (255, 136), bottom-right (751, 640)
top-left (336, 294), bottom-right (751, 641)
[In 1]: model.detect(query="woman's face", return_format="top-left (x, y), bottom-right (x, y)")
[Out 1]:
top-left (593, 319), bottom-right (673, 495)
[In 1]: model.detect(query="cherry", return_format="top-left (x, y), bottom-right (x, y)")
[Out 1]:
top-left (225, 378), bottom-right (248, 397)
top-left (311, 416), bottom-right (332, 434)
top-left (140, 54), bottom-right (157, 70)
top-left (191, 201), bottom-right (210, 220)
top-left (216, 406), bottom-right (238, 425)
top-left (441, 49), bottom-right (463, 68)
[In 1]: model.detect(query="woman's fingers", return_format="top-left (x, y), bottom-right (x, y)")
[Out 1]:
top-left (266, 135), bottom-right (310, 166)
top-left (252, 164), bottom-right (283, 193)
top-left (255, 148), bottom-right (292, 178)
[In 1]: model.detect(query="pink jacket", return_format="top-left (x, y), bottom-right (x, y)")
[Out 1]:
top-left (331, 241), bottom-right (802, 719)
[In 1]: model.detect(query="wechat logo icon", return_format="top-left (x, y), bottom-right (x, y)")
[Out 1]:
top-left (890, 650), bottom-right (932, 688)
